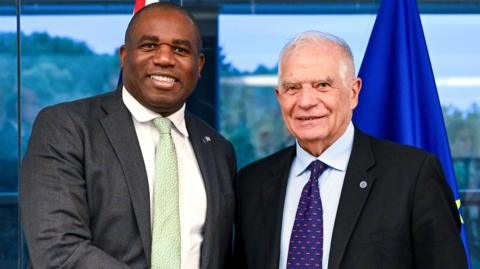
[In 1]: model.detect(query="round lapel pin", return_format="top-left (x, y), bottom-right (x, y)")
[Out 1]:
top-left (359, 180), bottom-right (368, 189)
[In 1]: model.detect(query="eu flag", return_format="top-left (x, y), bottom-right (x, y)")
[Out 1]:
top-left (352, 0), bottom-right (471, 267)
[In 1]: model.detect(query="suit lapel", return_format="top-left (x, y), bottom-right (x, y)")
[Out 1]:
top-left (99, 91), bottom-right (152, 266)
top-left (262, 146), bottom-right (296, 268)
top-left (185, 113), bottom-right (219, 269)
top-left (328, 130), bottom-right (376, 269)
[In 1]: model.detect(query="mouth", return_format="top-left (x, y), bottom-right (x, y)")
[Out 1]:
top-left (296, 116), bottom-right (324, 121)
top-left (148, 74), bottom-right (179, 88)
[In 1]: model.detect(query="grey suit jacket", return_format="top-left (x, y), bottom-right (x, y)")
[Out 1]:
top-left (20, 90), bottom-right (236, 269)
top-left (234, 128), bottom-right (467, 269)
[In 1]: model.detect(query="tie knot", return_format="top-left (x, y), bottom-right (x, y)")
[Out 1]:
top-left (153, 117), bottom-right (172, 134)
top-left (309, 160), bottom-right (326, 180)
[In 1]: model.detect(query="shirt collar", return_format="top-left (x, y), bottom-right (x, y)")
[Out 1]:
top-left (122, 87), bottom-right (189, 137)
top-left (292, 122), bottom-right (354, 177)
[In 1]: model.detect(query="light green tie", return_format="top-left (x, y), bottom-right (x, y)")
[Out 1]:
top-left (151, 117), bottom-right (181, 269)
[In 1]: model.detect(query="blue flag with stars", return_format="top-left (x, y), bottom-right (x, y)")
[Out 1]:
top-left (352, 0), bottom-right (471, 267)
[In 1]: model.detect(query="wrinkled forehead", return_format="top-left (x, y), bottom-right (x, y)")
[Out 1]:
top-left (280, 43), bottom-right (340, 71)
top-left (279, 41), bottom-right (352, 81)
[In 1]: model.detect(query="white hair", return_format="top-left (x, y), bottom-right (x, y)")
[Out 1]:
top-left (277, 30), bottom-right (355, 86)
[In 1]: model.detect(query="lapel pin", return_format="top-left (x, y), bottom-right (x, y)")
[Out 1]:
top-left (202, 136), bottom-right (211, 144)
top-left (359, 180), bottom-right (368, 189)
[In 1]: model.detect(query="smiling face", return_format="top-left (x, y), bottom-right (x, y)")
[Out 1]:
top-left (275, 39), bottom-right (361, 156)
top-left (120, 7), bottom-right (205, 116)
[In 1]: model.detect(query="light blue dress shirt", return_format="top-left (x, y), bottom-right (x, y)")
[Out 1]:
top-left (279, 122), bottom-right (354, 269)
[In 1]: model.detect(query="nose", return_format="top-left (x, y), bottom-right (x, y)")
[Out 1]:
top-left (297, 86), bottom-right (318, 109)
top-left (152, 44), bottom-right (175, 66)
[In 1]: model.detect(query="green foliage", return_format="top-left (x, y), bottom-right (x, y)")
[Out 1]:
top-left (22, 32), bottom-right (95, 55)
top-left (443, 104), bottom-right (480, 158)
top-left (218, 46), bottom-right (277, 77)
top-left (219, 46), bottom-right (290, 167)
top-left (253, 64), bottom-right (277, 75)
top-left (219, 80), bottom-right (294, 168)
top-left (0, 54), bottom-right (16, 118)
top-left (21, 54), bottom-right (119, 105)
top-left (442, 105), bottom-right (480, 190)
top-left (0, 31), bottom-right (119, 154)
top-left (0, 32), bottom-right (16, 54)
top-left (218, 46), bottom-right (243, 77)
top-left (0, 31), bottom-right (96, 55)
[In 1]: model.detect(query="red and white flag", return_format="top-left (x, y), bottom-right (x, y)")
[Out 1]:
top-left (133, 0), bottom-right (159, 14)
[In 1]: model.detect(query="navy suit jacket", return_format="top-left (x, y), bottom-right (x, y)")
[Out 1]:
top-left (234, 128), bottom-right (467, 269)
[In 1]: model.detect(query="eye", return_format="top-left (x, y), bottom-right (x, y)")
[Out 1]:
top-left (282, 85), bottom-right (301, 95)
top-left (139, 43), bottom-right (157, 50)
top-left (172, 46), bottom-right (189, 55)
top-left (312, 81), bottom-right (331, 90)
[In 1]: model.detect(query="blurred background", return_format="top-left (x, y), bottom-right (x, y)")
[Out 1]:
top-left (0, 0), bottom-right (479, 267)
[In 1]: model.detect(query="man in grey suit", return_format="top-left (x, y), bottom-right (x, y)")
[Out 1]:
top-left (20, 3), bottom-right (236, 269)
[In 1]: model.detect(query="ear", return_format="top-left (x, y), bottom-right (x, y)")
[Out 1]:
top-left (119, 45), bottom-right (127, 67)
top-left (274, 87), bottom-right (281, 98)
top-left (350, 77), bottom-right (362, 109)
top-left (197, 53), bottom-right (206, 78)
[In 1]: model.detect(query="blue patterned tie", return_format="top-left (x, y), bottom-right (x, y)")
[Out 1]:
top-left (287, 160), bottom-right (327, 269)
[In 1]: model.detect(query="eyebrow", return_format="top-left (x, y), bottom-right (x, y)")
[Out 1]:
top-left (281, 81), bottom-right (300, 87)
top-left (324, 76), bottom-right (335, 84)
top-left (137, 35), bottom-right (159, 44)
top-left (137, 35), bottom-right (193, 49)
top-left (312, 77), bottom-right (336, 85)
top-left (282, 76), bottom-right (336, 87)
top-left (172, 39), bottom-right (193, 49)
top-left (278, 80), bottom-right (298, 90)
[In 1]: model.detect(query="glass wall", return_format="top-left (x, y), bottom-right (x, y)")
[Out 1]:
top-left (0, 1), bottom-right (18, 267)
top-left (19, 13), bottom-right (127, 267)
top-left (12, 4), bottom-right (131, 268)
top-left (19, 14), bottom-right (128, 135)
top-left (2, 1), bottom-right (479, 267)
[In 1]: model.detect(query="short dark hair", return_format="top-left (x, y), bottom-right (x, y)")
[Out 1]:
top-left (123, 2), bottom-right (203, 52)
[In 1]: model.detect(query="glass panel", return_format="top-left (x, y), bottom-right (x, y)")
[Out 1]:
top-left (426, 15), bottom-right (480, 268)
top-left (20, 14), bottom-right (130, 133)
top-left (19, 12), bottom-right (130, 267)
top-left (0, 204), bottom-right (18, 268)
top-left (219, 12), bottom-right (480, 266)
top-left (0, 2), bottom-right (18, 266)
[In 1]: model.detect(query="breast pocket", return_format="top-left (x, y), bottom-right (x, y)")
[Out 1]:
top-left (349, 227), bottom-right (403, 245)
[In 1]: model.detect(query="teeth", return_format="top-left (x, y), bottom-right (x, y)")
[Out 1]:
top-left (150, 75), bottom-right (175, 82)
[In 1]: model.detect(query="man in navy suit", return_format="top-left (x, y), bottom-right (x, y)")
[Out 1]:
top-left (21, 3), bottom-right (235, 268)
top-left (234, 30), bottom-right (467, 269)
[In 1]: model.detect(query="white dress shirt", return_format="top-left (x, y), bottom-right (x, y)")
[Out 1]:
top-left (279, 122), bottom-right (354, 269)
top-left (122, 88), bottom-right (207, 269)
